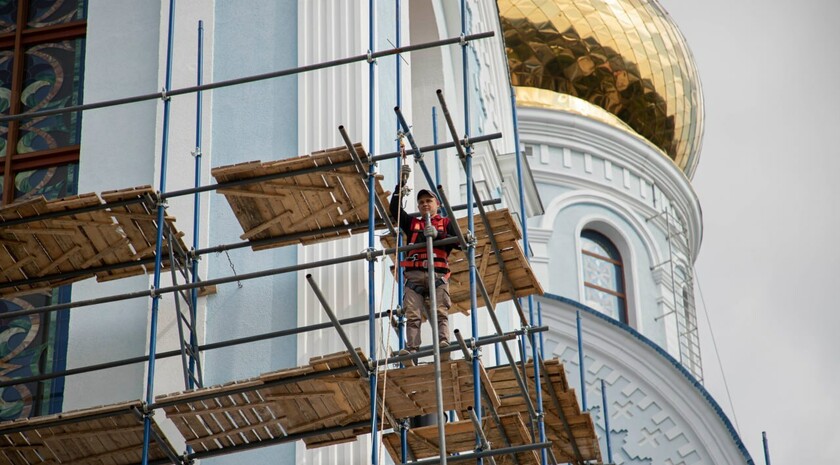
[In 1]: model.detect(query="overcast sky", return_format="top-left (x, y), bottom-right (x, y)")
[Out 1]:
top-left (657, 0), bottom-right (840, 463)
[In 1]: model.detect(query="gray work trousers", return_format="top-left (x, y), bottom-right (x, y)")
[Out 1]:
top-left (403, 269), bottom-right (451, 350)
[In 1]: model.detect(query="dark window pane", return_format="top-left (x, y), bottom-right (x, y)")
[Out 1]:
top-left (0, 290), bottom-right (60, 421)
top-left (0, 1), bottom-right (17, 34)
top-left (27, 0), bottom-right (86, 28)
top-left (18, 39), bottom-right (84, 154)
top-left (13, 163), bottom-right (78, 200)
top-left (0, 49), bottom-right (11, 158)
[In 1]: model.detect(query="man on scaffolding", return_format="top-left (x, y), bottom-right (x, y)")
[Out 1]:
top-left (390, 176), bottom-right (459, 366)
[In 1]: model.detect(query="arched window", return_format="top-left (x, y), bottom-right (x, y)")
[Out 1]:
top-left (580, 230), bottom-right (628, 323)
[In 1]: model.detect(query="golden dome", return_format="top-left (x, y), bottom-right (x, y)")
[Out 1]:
top-left (499, 0), bottom-right (704, 177)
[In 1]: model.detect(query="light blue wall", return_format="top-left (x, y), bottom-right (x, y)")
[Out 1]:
top-left (205, 3), bottom-right (297, 462)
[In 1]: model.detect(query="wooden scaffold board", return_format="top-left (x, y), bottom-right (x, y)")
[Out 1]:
top-left (156, 349), bottom-right (373, 454)
top-left (0, 401), bottom-right (177, 465)
top-left (0, 186), bottom-right (188, 297)
top-left (211, 143), bottom-right (390, 251)
top-left (488, 358), bottom-right (602, 463)
top-left (377, 359), bottom-right (500, 420)
top-left (382, 208), bottom-right (543, 314)
top-left (382, 412), bottom-right (539, 465)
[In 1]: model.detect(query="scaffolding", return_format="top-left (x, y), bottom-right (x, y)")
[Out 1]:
top-left (0, 2), bottom-right (604, 465)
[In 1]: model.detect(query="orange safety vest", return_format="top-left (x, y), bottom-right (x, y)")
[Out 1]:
top-left (400, 215), bottom-right (451, 273)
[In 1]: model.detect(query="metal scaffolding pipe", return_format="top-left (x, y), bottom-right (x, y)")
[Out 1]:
top-left (306, 274), bottom-right (369, 378)
top-left (454, 329), bottom-right (472, 362)
top-left (0, 310), bottom-right (393, 389)
top-left (511, 83), bottom-right (548, 465)
top-left (423, 213), bottom-right (448, 465)
top-left (338, 125), bottom-right (398, 238)
top-left (436, 89), bottom-right (529, 327)
top-left (601, 379), bottom-right (613, 463)
top-left (467, 407), bottom-right (497, 465)
top-left (187, 18), bottom-right (205, 391)
top-left (0, 237), bottom-right (460, 321)
top-left (142, 1), bottom-right (177, 462)
top-left (160, 132), bottom-right (502, 200)
top-left (0, 32), bottom-right (494, 125)
top-left (436, 186), bottom-right (538, 425)
top-left (409, 442), bottom-right (552, 465)
top-left (367, 3), bottom-right (379, 463)
top-left (762, 431), bottom-right (771, 465)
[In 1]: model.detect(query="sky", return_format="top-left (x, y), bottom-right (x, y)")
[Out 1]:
top-left (657, 1), bottom-right (840, 463)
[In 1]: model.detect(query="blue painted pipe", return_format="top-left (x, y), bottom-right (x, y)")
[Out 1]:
top-left (368, 2), bottom-right (379, 464)
top-left (512, 85), bottom-right (548, 465)
top-left (577, 310), bottom-right (587, 411)
top-left (188, 19), bottom-right (204, 391)
top-left (142, 1), bottom-right (176, 464)
top-left (763, 431), bottom-right (771, 465)
top-left (396, 2), bottom-right (408, 462)
top-left (601, 379), bottom-right (613, 463)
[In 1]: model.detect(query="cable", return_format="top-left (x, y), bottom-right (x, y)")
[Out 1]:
top-left (693, 266), bottom-right (741, 434)
top-left (374, 136), bottom-right (408, 465)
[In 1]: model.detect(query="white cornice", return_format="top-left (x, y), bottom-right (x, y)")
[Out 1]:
top-left (517, 106), bottom-right (703, 260)
top-left (539, 295), bottom-right (753, 465)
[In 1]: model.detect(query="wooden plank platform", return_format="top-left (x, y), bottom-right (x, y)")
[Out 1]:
top-left (211, 144), bottom-right (391, 251)
top-left (382, 413), bottom-right (539, 465)
top-left (377, 359), bottom-right (499, 420)
top-left (156, 349), bottom-right (373, 453)
top-left (488, 359), bottom-right (602, 463)
top-left (0, 186), bottom-right (188, 296)
top-left (382, 209), bottom-right (544, 314)
top-left (0, 401), bottom-right (176, 465)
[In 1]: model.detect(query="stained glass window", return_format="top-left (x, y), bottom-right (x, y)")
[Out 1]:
top-left (0, 0), bottom-right (86, 421)
top-left (581, 229), bottom-right (628, 323)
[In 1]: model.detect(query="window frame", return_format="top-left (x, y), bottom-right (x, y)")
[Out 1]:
top-left (580, 228), bottom-right (629, 323)
top-left (0, 1), bottom-right (86, 204)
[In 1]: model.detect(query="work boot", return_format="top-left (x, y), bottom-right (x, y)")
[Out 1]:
top-left (439, 341), bottom-right (450, 362)
top-left (399, 348), bottom-right (417, 367)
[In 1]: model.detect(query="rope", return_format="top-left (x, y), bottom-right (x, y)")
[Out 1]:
top-left (693, 266), bottom-right (741, 434)
top-left (374, 136), bottom-right (410, 465)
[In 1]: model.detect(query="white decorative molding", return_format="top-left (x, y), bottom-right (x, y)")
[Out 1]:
top-left (517, 106), bottom-right (703, 261)
top-left (539, 296), bottom-right (752, 465)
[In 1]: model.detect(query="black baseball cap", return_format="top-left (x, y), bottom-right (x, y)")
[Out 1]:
top-left (416, 189), bottom-right (438, 201)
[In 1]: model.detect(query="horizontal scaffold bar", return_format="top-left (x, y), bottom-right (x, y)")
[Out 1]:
top-left (0, 310), bottom-right (391, 389)
top-left (0, 133), bottom-right (500, 230)
top-left (0, 238), bottom-right (459, 320)
top-left (0, 31), bottom-right (494, 124)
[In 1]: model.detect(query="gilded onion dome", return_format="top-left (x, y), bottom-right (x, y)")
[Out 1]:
top-left (499, 0), bottom-right (704, 177)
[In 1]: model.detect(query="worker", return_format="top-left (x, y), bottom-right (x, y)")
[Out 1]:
top-left (389, 177), bottom-right (458, 366)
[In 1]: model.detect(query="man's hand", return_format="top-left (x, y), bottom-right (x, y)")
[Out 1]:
top-left (400, 163), bottom-right (411, 183)
top-left (424, 223), bottom-right (438, 239)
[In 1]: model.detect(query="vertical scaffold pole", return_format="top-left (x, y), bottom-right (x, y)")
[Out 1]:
top-left (460, 0), bottom-right (482, 461)
top-left (601, 379), bottom-right (613, 463)
top-left (188, 19), bottom-right (204, 391)
top-left (368, 1), bottom-right (379, 464)
top-left (433, 106), bottom-right (441, 186)
top-left (538, 301), bottom-right (545, 359)
top-left (511, 87), bottom-right (547, 464)
top-left (142, 1), bottom-right (176, 464)
top-left (424, 213), bottom-right (448, 465)
top-left (762, 431), bottom-right (771, 465)
top-left (577, 310), bottom-right (588, 411)
top-left (395, 1), bottom-right (408, 462)
top-left (395, 0), bottom-right (405, 354)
